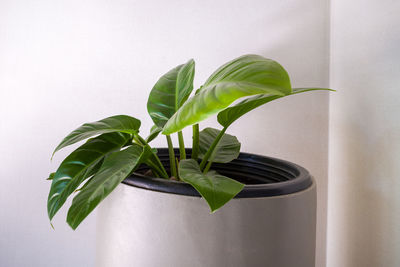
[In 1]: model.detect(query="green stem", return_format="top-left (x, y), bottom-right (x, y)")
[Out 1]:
top-left (177, 131), bottom-right (186, 160)
top-left (135, 133), bottom-right (168, 179)
top-left (175, 157), bottom-right (180, 181)
top-left (147, 161), bottom-right (167, 178)
top-left (199, 127), bottom-right (227, 170)
top-left (146, 163), bottom-right (162, 178)
top-left (152, 153), bottom-right (169, 179)
top-left (166, 135), bottom-right (177, 178)
top-left (203, 160), bottom-right (212, 174)
top-left (136, 134), bottom-right (147, 146)
top-left (192, 124), bottom-right (199, 160)
top-left (132, 135), bottom-right (144, 146)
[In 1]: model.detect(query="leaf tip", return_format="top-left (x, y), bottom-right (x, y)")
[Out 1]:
top-left (67, 216), bottom-right (79, 231)
top-left (46, 172), bottom-right (55, 181)
top-left (69, 224), bottom-right (78, 231)
top-left (209, 207), bottom-right (219, 214)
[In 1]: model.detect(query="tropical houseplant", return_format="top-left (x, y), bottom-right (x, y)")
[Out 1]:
top-left (48, 54), bottom-right (332, 266)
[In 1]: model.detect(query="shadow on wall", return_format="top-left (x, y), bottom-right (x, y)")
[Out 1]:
top-left (336, 96), bottom-right (400, 267)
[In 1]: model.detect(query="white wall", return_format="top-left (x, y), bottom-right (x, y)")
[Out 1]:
top-left (328, 0), bottom-right (400, 266)
top-left (0, 0), bottom-right (330, 266)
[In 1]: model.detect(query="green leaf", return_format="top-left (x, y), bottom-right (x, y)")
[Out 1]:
top-left (145, 125), bottom-right (162, 143)
top-left (47, 172), bottom-right (55, 180)
top-left (47, 132), bottom-right (130, 220)
top-left (147, 59), bottom-right (195, 128)
top-left (292, 87), bottom-right (335, 94)
top-left (202, 55), bottom-right (291, 92)
top-left (53, 115), bottom-right (141, 155)
top-left (217, 87), bottom-right (335, 127)
top-left (163, 55), bottom-right (291, 134)
top-left (198, 127), bottom-right (240, 163)
top-left (179, 159), bottom-right (244, 212)
top-left (218, 94), bottom-right (282, 127)
top-left (74, 175), bottom-right (95, 193)
top-left (67, 144), bottom-right (144, 230)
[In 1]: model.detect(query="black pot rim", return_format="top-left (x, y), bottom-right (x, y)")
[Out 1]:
top-left (122, 148), bottom-right (313, 198)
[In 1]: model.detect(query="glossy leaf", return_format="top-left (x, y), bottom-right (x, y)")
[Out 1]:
top-left (145, 125), bottom-right (162, 143)
top-left (217, 87), bottom-right (335, 127)
top-left (202, 55), bottom-right (291, 92)
top-left (179, 159), bottom-right (244, 212)
top-left (147, 59), bottom-right (195, 128)
top-left (47, 132), bottom-right (130, 220)
top-left (198, 127), bottom-right (240, 163)
top-left (53, 115), bottom-right (140, 155)
top-left (75, 175), bottom-right (95, 192)
top-left (217, 94), bottom-right (281, 127)
top-left (67, 144), bottom-right (144, 229)
top-left (163, 55), bottom-right (291, 134)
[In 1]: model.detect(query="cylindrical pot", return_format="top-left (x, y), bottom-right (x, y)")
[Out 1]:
top-left (96, 149), bottom-right (316, 267)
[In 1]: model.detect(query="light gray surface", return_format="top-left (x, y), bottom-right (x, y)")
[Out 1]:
top-left (97, 182), bottom-right (316, 267)
top-left (327, 0), bottom-right (400, 266)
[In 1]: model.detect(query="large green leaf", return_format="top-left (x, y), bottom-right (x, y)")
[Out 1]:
top-left (53, 115), bottom-right (140, 155)
top-left (202, 55), bottom-right (291, 92)
top-left (198, 127), bottom-right (240, 163)
top-left (145, 125), bottom-right (162, 143)
top-left (147, 59), bottom-right (195, 128)
top-left (218, 94), bottom-right (281, 127)
top-left (217, 87), bottom-right (335, 127)
top-left (179, 159), bottom-right (244, 212)
top-left (47, 132), bottom-right (130, 220)
top-left (162, 55), bottom-right (291, 134)
top-left (67, 144), bottom-right (144, 230)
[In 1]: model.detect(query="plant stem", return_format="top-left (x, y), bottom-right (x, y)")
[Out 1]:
top-left (152, 153), bottom-right (169, 179)
top-left (166, 135), bottom-right (177, 178)
top-left (136, 134), bottom-right (147, 146)
top-left (199, 127), bottom-right (227, 170)
top-left (146, 163), bottom-right (162, 178)
top-left (134, 133), bottom-right (168, 179)
top-left (146, 161), bottom-right (167, 178)
top-left (177, 131), bottom-right (186, 160)
top-left (132, 135), bottom-right (144, 146)
top-left (191, 124), bottom-right (199, 160)
top-left (203, 160), bottom-right (212, 174)
top-left (175, 157), bottom-right (180, 181)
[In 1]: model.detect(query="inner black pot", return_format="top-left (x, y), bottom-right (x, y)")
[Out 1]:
top-left (123, 148), bottom-right (312, 198)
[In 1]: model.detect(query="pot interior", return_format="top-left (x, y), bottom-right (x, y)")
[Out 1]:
top-left (123, 148), bottom-right (312, 198)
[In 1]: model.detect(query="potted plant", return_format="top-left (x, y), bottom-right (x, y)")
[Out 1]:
top-left (47, 54), bottom-right (333, 267)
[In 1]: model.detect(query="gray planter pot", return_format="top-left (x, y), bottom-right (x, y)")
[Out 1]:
top-left (96, 149), bottom-right (316, 267)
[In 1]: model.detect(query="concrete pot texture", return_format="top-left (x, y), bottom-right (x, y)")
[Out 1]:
top-left (96, 149), bottom-right (316, 267)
